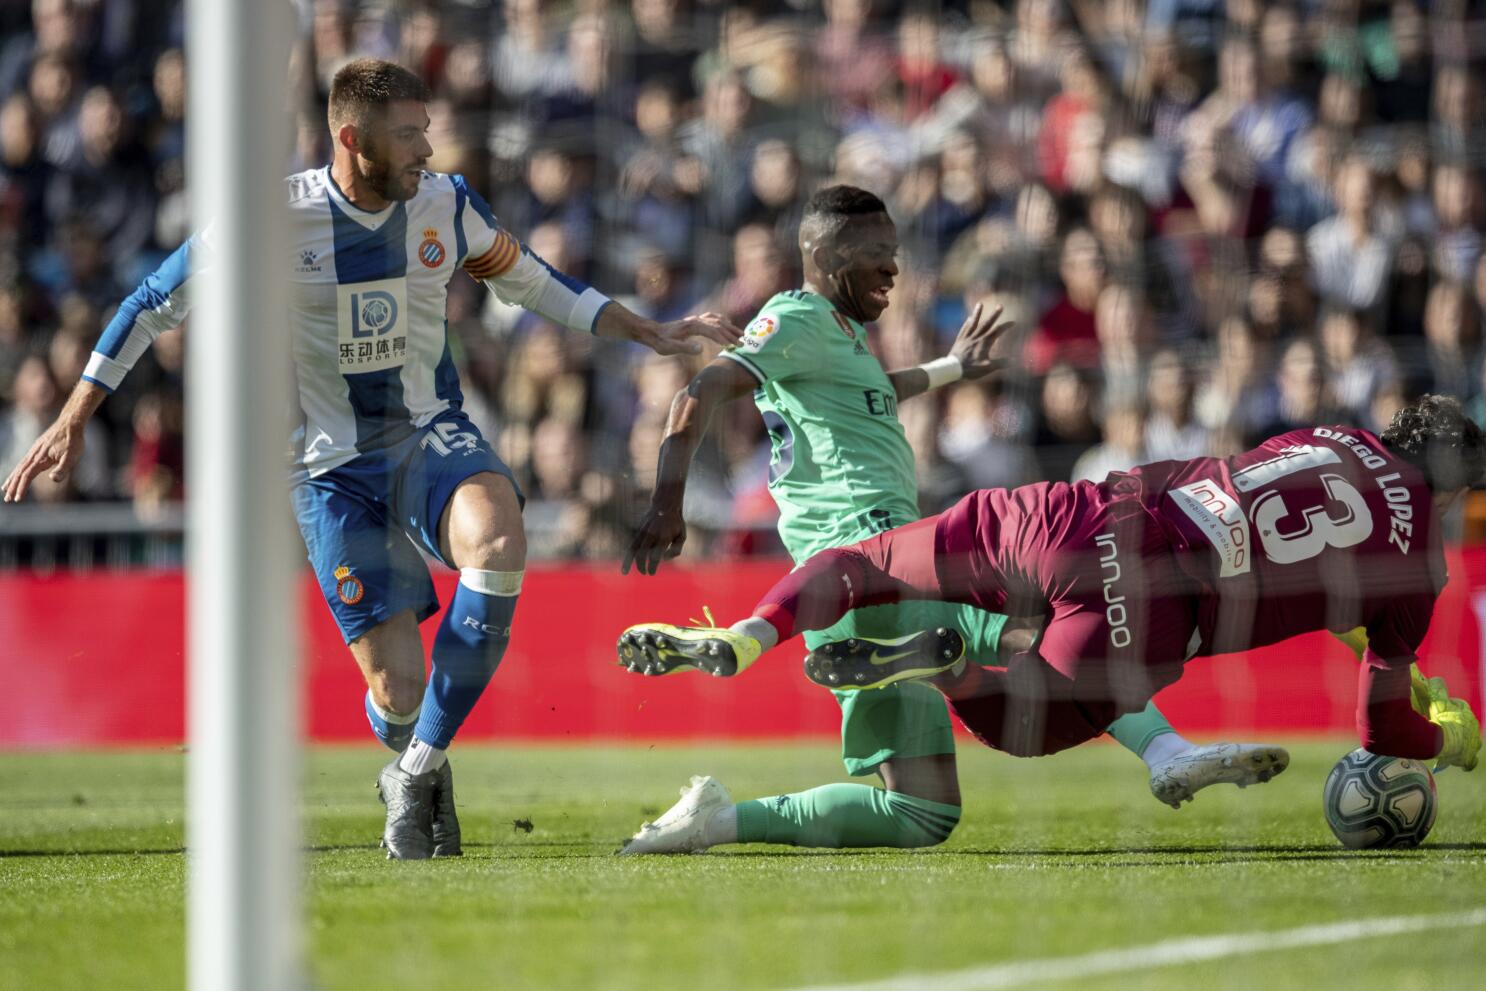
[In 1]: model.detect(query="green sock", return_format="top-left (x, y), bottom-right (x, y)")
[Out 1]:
top-left (734, 784), bottom-right (960, 849)
top-left (1106, 701), bottom-right (1177, 758)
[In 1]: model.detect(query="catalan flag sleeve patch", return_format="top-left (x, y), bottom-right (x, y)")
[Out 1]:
top-left (464, 229), bottom-right (521, 280)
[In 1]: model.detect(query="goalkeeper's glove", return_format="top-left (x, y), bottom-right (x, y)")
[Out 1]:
top-left (1409, 664), bottom-right (1446, 717)
top-left (1430, 695), bottom-right (1481, 773)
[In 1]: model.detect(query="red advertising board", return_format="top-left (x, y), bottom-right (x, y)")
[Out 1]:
top-left (2, 554), bottom-right (1483, 748)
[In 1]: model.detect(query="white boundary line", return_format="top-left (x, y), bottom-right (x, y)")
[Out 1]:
top-left (781, 907), bottom-right (1486, 991)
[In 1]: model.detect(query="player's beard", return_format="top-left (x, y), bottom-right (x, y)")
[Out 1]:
top-left (359, 146), bottom-right (419, 202)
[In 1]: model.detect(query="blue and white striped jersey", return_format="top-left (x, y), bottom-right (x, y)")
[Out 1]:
top-left (83, 166), bottom-right (612, 476)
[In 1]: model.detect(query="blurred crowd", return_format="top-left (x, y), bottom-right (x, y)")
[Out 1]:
top-left (3, 1), bottom-right (1486, 559)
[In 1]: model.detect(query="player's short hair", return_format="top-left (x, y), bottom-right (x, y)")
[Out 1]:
top-left (799, 185), bottom-right (890, 247)
top-left (327, 58), bottom-right (430, 133)
top-left (1380, 394), bottom-right (1486, 492)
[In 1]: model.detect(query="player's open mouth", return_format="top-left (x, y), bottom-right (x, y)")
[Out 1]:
top-left (867, 286), bottom-right (892, 307)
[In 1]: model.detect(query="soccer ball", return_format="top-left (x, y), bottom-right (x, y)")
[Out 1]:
top-left (1322, 749), bottom-right (1437, 849)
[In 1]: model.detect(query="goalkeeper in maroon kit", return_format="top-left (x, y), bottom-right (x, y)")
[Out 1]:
top-left (621, 395), bottom-right (1481, 770)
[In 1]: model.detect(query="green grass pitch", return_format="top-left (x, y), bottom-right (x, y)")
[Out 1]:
top-left (1, 740), bottom-right (1483, 991)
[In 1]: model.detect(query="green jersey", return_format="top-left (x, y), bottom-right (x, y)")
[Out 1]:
top-left (720, 290), bottom-right (919, 562)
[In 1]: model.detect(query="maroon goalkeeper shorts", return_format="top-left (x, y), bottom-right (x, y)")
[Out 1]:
top-left (931, 481), bottom-right (1201, 725)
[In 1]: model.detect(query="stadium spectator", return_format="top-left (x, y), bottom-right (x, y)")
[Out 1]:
top-left (1143, 348), bottom-right (1207, 462)
top-left (43, 86), bottom-right (156, 269)
top-left (0, 93), bottom-right (52, 249)
top-left (936, 379), bottom-right (1038, 494)
top-left (628, 0), bottom-right (699, 101)
top-left (1429, 162), bottom-right (1481, 283)
top-left (1319, 306), bottom-right (1398, 422)
top-left (1423, 280), bottom-right (1481, 402)
top-left (1249, 337), bottom-right (1342, 446)
top-left (894, 6), bottom-right (959, 120)
top-left (0, 0), bottom-right (89, 103)
top-left (1093, 281), bottom-right (1152, 404)
top-left (703, 223), bottom-right (792, 331)
top-left (126, 388), bottom-right (182, 513)
top-left (0, 350), bottom-right (105, 501)
top-left (1025, 227), bottom-right (1104, 377)
top-left (814, 0), bottom-right (893, 116)
top-left (1032, 361), bottom-right (1100, 483)
top-left (1072, 400), bottom-right (1146, 483)
top-left (1307, 153), bottom-right (1399, 313)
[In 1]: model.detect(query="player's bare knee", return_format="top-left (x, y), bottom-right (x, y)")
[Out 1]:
top-left (458, 524), bottom-right (526, 572)
top-left (369, 669), bottom-right (424, 716)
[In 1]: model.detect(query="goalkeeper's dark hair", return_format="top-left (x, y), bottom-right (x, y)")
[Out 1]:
top-left (799, 185), bottom-right (890, 246)
top-left (328, 58), bottom-right (430, 132)
top-left (1379, 394), bottom-right (1486, 492)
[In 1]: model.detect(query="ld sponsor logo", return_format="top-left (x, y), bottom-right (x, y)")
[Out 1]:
top-left (353, 292), bottom-right (397, 337)
top-left (337, 277), bottom-right (409, 372)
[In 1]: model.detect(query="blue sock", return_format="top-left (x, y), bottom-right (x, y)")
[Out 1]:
top-left (412, 568), bottom-right (521, 749)
top-left (364, 691), bottom-right (418, 751)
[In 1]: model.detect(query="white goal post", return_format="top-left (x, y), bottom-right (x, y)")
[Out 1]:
top-left (185, 1), bottom-right (301, 989)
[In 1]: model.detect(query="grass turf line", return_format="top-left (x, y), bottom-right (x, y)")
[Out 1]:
top-left (1, 741), bottom-right (1483, 991)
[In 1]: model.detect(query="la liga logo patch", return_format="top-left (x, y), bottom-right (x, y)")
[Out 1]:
top-left (334, 565), bottom-right (365, 605)
top-left (739, 314), bottom-right (778, 352)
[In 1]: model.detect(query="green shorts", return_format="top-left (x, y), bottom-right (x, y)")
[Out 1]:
top-left (802, 600), bottom-right (1007, 776)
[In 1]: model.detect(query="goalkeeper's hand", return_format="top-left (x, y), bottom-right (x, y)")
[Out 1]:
top-left (1409, 664), bottom-right (1444, 717)
top-left (1428, 693), bottom-right (1481, 773)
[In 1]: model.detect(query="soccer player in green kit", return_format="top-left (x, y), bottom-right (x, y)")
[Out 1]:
top-left (617, 186), bottom-right (1287, 854)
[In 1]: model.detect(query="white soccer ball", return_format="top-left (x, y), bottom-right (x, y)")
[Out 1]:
top-left (1322, 749), bottom-right (1437, 849)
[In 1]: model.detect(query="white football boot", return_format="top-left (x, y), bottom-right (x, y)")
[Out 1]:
top-left (620, 776), bottom-right (733, 854)
top-left (1148, 743), bottom-right (1291, 809)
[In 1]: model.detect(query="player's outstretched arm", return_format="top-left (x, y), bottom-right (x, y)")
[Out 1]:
top-left (466, 219), bottom-right (740, 353)
top-left (593, 302), bottom-right (740, 357)
top-left (623, 359), bottom-right (757, 576)
top-left (4, 235), bottom-right (197, 502)
top-left (886, 302), bottom-right (1013, 401)
top-left (3, 380), bottom-right (107, 502)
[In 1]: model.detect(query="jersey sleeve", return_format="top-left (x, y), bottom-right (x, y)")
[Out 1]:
top-left (452, 174), bottom-right (610, 333)
top-left (1363, 592), bottom-right (1435, 671)
top-left (1357, 663), bottom-right (1443, 759)
top-left (718, 301), bottom-right (819, 385)
top-left (1353, 592), bottom-right (1443, 758)
top-left (83, 232), bottom-right (202, 393)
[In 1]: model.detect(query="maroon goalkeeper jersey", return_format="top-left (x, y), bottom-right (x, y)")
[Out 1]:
top-left (1111, 426), bottom-right (1447, 666)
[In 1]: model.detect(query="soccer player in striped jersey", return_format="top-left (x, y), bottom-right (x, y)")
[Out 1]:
top-left (3, 59), bottom-right (738, 859)
top-left (615, 186), bottom-right (1287, 855)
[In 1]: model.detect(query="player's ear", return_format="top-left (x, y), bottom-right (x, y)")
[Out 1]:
top-left (808, 241), bottom-right (837, 277)
top-left (336, 122), bottom-right (361, 156)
